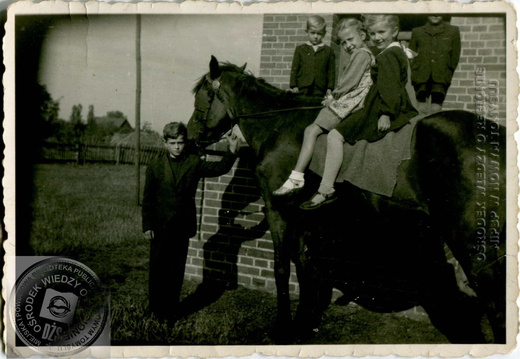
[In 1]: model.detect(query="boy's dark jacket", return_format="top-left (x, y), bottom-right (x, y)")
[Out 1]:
top-left (142, 151), bottom-right (236, 237)
top-left (409, 22), bottom-right (461, 85)
top-left (290, 44), bottom-right (335, 91)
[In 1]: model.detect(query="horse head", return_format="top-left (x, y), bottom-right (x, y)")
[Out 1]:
top-left (187, 55), bottom-right (247, 148)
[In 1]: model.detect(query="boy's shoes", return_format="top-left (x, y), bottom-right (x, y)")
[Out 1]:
top-left (272, 178), bottom-right (304, 196)
top-left (299, 191), bottom-right (337, 210)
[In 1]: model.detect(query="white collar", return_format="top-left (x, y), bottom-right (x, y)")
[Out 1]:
top-left (306, 41), bottom-right (325, 49)
top-left (382, 41), bottom-right (416, 59)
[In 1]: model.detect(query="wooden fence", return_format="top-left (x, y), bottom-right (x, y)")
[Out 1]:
top-left (40, 142), bottom-right (167, 166)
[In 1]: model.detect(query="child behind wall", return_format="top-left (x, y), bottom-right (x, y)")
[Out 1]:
top-left (289, 15), bottom-right (335, 98)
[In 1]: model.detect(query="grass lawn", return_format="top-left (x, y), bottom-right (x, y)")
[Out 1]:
top-left (27, 163), bottom-right (448, 345)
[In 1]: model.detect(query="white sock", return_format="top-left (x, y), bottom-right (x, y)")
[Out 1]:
top-left (281, 170), bottom-right (304, 189)
top-left (289, 170), bottom-right (304, 182)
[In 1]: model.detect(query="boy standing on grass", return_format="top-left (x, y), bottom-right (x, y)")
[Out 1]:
top-left (142, 122), bottom-right (238, 322)
top-left (290, 15), bottom-right (335, 97)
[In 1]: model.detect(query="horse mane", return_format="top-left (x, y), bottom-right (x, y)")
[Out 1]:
top-left (192, 61), bottom-right (322, 107)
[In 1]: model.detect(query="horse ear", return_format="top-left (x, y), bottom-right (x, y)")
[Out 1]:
top-left (239, 63), bottom-right (247, 72)
top-left (209, 55), bottom-right (222, 79)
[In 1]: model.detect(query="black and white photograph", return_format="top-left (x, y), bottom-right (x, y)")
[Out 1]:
top-left (2, 1), bottom-right (518, 357)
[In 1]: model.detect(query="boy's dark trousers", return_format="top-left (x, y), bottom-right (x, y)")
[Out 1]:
top-left (300, 84), bottom-right (325, 98)
top-left (149, 230), bottom-right (190, 319)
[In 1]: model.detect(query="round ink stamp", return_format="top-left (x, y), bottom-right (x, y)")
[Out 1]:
top-left (10, 257), bottom-right (109, 356)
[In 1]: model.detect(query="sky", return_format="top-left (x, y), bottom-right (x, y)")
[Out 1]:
top-left (37, 15), bottom-right (263, 132)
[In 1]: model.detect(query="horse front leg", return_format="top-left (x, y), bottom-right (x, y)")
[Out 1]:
top-left (264, 205), bottom-right (294, 343)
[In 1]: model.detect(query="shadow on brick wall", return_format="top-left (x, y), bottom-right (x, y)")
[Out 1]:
top-left (180, 150), bottom-right (269, 317)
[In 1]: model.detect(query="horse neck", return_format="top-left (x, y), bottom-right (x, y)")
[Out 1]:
top-left (236, 115), bottom-right (282, 155)
top-left (228, 79), bottom-right (322, 155)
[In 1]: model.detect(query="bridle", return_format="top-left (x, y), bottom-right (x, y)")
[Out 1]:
top-left (193, 74), bottom-right (323, 147)
top-left (192, 75), bottom-right (235, 146)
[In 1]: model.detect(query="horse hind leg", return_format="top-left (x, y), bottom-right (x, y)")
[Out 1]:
top-left (414, 115), bottom-right (506, 343)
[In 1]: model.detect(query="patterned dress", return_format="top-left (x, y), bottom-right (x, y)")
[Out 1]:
top-left (328, 47), bottom-right (375, 119)
top-left (314, 47), bottom-right (375, 131)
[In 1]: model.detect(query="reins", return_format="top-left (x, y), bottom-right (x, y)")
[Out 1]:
top-left (236, 105), bottom-right (324, 119)
top-left (207, 74), bottom-right (324, 119)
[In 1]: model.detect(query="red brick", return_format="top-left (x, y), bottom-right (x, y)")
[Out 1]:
top-left (480, 33), bottom-right (504, 40)
top-left (191, 257), bottom-right (203, 267)
top-left (241, 265), bottom-right (260, 276)
top-left (483, 56), bottom-right (499, 64)
top-left (201, 224), bottom-right (217, 232)
top-left (239, 256), bottom-right (254, 266)
top-left (461, 64), bottom-right (477, 71)
top-left (259, 68), bottom-right (271, 77)
top-left (458, 80), bottom-right (474, 87)
top-left (481, 17), bottom-right (499, 24)
top-left (472, 25), bottom-right (487, 32)
top-left (452, 71), bottom-right (468, 79)
top-left (457, 95), bottom-right (472, 102)
top-left (255, 259), bottom-right (269, 268)
top-left (237, 275), bottom-right (252, 286)
top-left (463, 33), bottom-right (479, 41)
top-left (466, 17), bottom-right (482, 24)
top-left (467, 57), bottom-right (483, 64)
top-left (449, 87), bottom-right (466, 94)
top-left (481, 65), bottom-right (505, 72)
top-left (469, 41), bottom-right (486, 48)
top-left (261, 269), bottom-right (275, 278)
top-left (485, 40), bottom-right (505, 48)
top-left (264, 22), bottom-right (279, 29)
top-left (252, 277), bottom-right (267, 287)
top-left (280, 22), bottom-right (301, 29)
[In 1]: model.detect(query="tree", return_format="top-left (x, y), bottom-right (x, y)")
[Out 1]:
top-left (87, 105), bottom-right (95, 125)
top-left (106, 110), bottom-right (126, 119)
top-left (69, 104), bottom-right (85, 143)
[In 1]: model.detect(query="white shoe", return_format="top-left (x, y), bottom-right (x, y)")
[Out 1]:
top-left (273, 178), bottom-right (304, 196)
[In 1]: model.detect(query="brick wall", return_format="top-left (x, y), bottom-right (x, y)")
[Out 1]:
top-left (443, 16), bottom-right (506, 119)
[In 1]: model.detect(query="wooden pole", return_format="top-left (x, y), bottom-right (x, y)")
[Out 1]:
top-left (135, 14), bottom-right (142, 206)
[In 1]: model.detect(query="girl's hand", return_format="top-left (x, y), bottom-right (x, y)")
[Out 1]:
top-left (291, 87), bottom-right (299, 93)
top-left (144, 230), bottom-right (154, 240)
top-left (225, 130), bottom-right (239, 154)
top-left (378, 115), bottom-right (391, 131)
top-left (322, 94), bottom-right (334, 106)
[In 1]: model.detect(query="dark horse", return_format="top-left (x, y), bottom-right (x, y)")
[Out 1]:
top-left (187, 56), bottom-right (506, 344)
